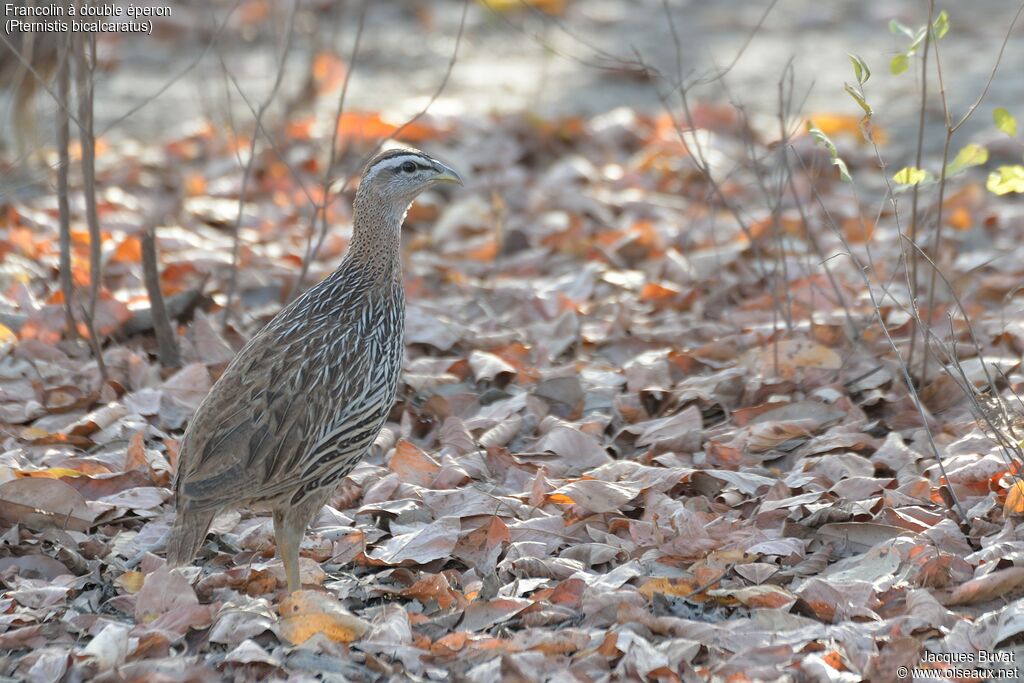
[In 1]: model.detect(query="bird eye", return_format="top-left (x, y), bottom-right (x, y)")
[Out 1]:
top-left (400, 161), bottom-right (417, 173)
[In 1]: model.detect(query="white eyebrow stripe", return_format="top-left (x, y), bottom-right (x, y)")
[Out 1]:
top-left (364, 154), bottom-right (433, 181)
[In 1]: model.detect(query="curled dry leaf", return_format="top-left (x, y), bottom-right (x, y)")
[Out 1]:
top-left (478, 414), bottom-right (522, 448)
top-left (534, 426), bottom-right (612, 471)
top-left (77, 622), bottom-right (129, 672)
top-left (706, 584), bottom-right (797, 609)
top-left (278, 590), bottom-right (370, 645)
top-left (947, 567), bottom-right (1024, 606)
top-left (460, 598), bottom-right (533, 632)
top-left (468, 350), bottom-right (517, 384)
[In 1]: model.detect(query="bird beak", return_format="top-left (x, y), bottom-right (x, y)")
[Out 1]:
top-left (432, 161), bottom-right (463, 186)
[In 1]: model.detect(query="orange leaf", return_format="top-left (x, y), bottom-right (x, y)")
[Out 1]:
top-left (337, 111), bottom-right (445, 144)
top-left (184, 172), bottom-right (206, 196)
top-left (638, 577), bottom-right (706, 602)
top-left (546, 492), bottom-right (575, 506)
top-left (948, 206), bottom-right (973, 231)
top-left (14, 467), bottom-right (87, 479)
top-left (640, 281), bottom-right (681, 301)
top-left (389, 439), bottom-right (440, 486)
top-left (111, 236), bottom-right (142, 264)
top-left (806, 112), bottom-right (887, 145)
top-left (278, 590), bottom-right (370, 644)
top-left (480, 0), bottom-right (567, 15)
top-left (313, 52), bottom-right (346, 93)
top-left (399, 573), bottom-right (463, 610)
top-left (842, 216), bottom-right (875, 243)
top-left (463, 237), bottom-right (498, 262)
top-left (125, 431), bottom-right (149, 474)
top-left (431, 631), bottom-right (469, 656)
top-left (1005, 480), bottom-right (1024, 516)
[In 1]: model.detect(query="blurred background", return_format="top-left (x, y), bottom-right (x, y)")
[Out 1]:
top-left (3, 0), bottom-right (1023, 180)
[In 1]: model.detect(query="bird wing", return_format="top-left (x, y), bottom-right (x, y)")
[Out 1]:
top-left (172, 324), bottom-right (317, 509)
top-left (173, 282), bottom-right (402, 511)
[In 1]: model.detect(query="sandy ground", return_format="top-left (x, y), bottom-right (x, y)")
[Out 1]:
top-left (2, 0), bottom-right (1023, 192)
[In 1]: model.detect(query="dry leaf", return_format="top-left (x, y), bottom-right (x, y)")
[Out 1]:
top-left (947, 567), bottom-right (1024, 606)
top-left (278, 590), bottom-right (370, 645)
top-left (0, 478), bottom-right (93, 532)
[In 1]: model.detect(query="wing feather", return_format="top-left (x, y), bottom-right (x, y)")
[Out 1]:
top-left (174, 270), bottom-right (402, 510)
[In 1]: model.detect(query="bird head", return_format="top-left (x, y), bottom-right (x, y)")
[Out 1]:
top-left (357, 148), bottom-right (463, 205)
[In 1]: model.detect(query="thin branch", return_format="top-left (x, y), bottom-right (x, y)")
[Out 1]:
top-left (141, 195), bottom-right (183, 368)
top-left (948, 2), bottom-right (1024, 134)
top-left (291, 0), bottom-right (369, 298)
top-left (789, 149), bottom-right (969, 525)
top-left (56, 31), bottom-right (76, 339)
top-left (298, 0), bottom-right (470, 280)
top-left (221, 0), bottom-right (301, 330)
top-left (920, 2), bottom-right (1024, 382)
top-left (99, 0), bottom-right (245, 137)
top-left (73, 20), bottom-right (106, 382)
top-left (905, 0), bottom-right (936, 374)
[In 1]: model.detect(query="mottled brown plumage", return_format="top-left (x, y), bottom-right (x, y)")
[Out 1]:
top-left (168, 149), bottom-right (462, 592)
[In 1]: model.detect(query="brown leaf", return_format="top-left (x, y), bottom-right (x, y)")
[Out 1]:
top-left (0, 478), bottom-right (93, 532)
top-left (389, 439), bottom-right (441, 486)
top-left (947, 567), bottom-right (1024, 606)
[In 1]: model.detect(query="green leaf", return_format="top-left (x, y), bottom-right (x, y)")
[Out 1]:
top-left (890, 54), bottom-right (910, 75)
top-left (849, 54), bottom-right (871, 85)
top-left (987, 165), bottom-right (1024, 195)
top-left (907, 27), bottom-right (927, 54)
top-left (807, 124), bottom-right (853, 183)
top-left (889, 19), bottom-right (915, 39)
top-left (932, 10), bottom-right (950, 39)
top-left (843, 83), bottom-right (873, 119)
top-left (994, 107), bottom-right (1018, 137)
top-left (945, 143), bottom-right (989, 176)
top-left (893, 166), bottom-right (930, 186)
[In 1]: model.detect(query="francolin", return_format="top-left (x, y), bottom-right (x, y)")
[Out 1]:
top-left (168, 149), bottom-right (463, 592)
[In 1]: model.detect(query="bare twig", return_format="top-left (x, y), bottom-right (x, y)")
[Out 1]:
top-left (290, 0), bottom-right (369, 299)
top-left (789, 150), bottom-right (969, 526)
top-left (904, 0), bottom-right (936, 375)
top-left (141, 229), bottom-right (181, 368)
top-left (297, 0), bottom-right (470, 282)
top-left (73, 21), bottom-right (106, 381)
top-left (947, 2), bottom-right (1024, 135)
top-left (99, 0), bottom-right (245, 137)
top-left (221, 0), bottom-right (301, 330)
top-left (919, 1), bottom-right (1024, 382)
top-left (56, 32), bottom-right (76, 339)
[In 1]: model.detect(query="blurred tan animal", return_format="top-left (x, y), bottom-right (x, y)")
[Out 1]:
top-left (0, 19), bottom-right (59, 161)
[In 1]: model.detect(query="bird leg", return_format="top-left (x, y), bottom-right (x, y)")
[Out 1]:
top-left (273, 492), bottom-right (330, 593)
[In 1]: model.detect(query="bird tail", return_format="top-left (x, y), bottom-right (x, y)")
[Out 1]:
top-left (166, 506), bottom-right (216, 567)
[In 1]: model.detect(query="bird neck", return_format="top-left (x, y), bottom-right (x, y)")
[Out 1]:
top-left (346, 190), bottom-right (409, 280)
